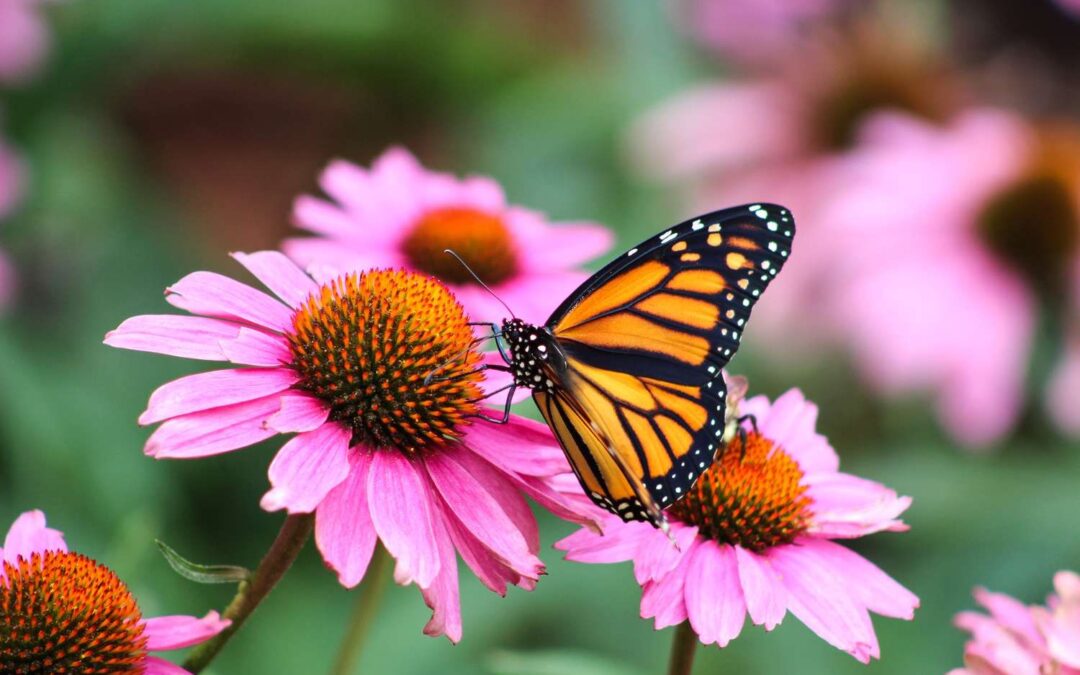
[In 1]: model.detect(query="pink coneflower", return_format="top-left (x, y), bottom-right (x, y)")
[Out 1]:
top-left (629, 21), bottom-right (962, 353)
top-left (950, 571), bottom-right (1080, 674)
top-left (283, 147), bottom-right (613, 325)
top-left (556, 388), bottom-right (917, 663)
top-left (824, 109), bottom-right (1080, 447)
top-left (0, 0), bottom-right (51, 85)
top-left (0, 509), bottom-right (229, 673)
top-left (674, 0), bottom-right (851, 66)
top-left (105, 252), bottom-right (595, 641)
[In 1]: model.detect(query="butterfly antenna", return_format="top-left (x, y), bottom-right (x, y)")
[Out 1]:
top-left (443, 249), bottom-right (516, 318)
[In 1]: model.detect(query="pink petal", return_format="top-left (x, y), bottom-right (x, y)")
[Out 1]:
top-left (142, 612), bottom-right (230, 651)
top-left (419, 517), bottom-right (463, 643)
top-left (2, 510), bottom-right (66, 563)
top-left (797, 539), bottom-right (918, 620)
top-left (104, 315), bottom-right (238, 361)
top-left (556, 518), bottom-right (652, 564)
top-left (768, 543), bottom-right (879, 662)
top-left (443, 447), bottom-right (540, 553)
top-left (292, 195), bottom-right (360, 238)
top-left (464, 417), bottom-right (571, 478)
top-left (367, 451), bottom-right (441, 587)
top-left (140, 368), bottom-right (299, 425)
top-left (260, 423), bottom-right (352, 514)
top-left (220, 328), bottom-right (292, 367)
top-left (805, 472), bottom-right (912, 537)
top-left (145, 395), bottom-right (283, 458)
top-left (143, 657), bottom-right (195, 675)
top-left (265, 391), bottom-right (329, 434)
top-left (641, 544), bottom-right (695, 629)
top-left (743, 390), bottom-right (838, 473)
top-left (230, 251), bottom-right (317, 308)
top-left (443, 510), bottom-right (523, 596)
top-left (735, 545), bottom-right (787, 630)
top-left (166, 271), bottom-right (294, 334)
top-left (425, 450), bottom-right (539, 573)
top-left (684, 542), bottom-right (746, 647)
top-left (315, 450), bottom-right (378, 588)
top-left (633, 522), bottom-right (698, 584)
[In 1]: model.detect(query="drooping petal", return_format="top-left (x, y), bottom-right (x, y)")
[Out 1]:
top-left (640, 545), bottom-right (694, 630)
top-left (261, 423), bottom-right (352, 514)
top-left (796, 539), bottom-right (918, 620)
top-left (443, 509), bottom-right (526, 596)
top-left (464, 416), bottom-right (572, 478)
top-left (425, 450), bottom-right (538, 573)
top-left (104, 315), bottom-right (238, 361)
top-left (769, 543), bottom-right (879, 663)
top-left (315, 450), bottom-right (378, 588)
top-left (144, 394), bottom-right (283, 458)
top-left (230, 251), bottom-right (317, 308)
top-left (367, 451), bottom-right (440, 588)
top-left (632, 522), bottom-right (698, 584)
top-left (439, 447), bottom-right (540, 553)
top-left (140, 368), bottom-right (298, 425)
top-left (166, 271), bottom-right (294, 334)
top-left (142, 612), bottom-right (230, 651)
top-left (555, 516), bottom-right (652, 565)
top-left (2, 510), bottom-right (66, 563)
top-left (684, 542), bottom-right (746, 647)
top-left (735, 545), bottom-right (787, 630)
top-left (419, 516), bottom-right (463, 643)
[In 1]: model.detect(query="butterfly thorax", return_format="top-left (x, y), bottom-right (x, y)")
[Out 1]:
top-left (499, 318), bottom-right (565, 395)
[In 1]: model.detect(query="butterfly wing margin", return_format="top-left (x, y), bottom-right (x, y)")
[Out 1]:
top-left (533, 389), bottom-right (667, 525)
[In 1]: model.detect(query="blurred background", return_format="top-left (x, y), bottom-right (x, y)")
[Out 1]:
top-left (1, 0), bottom-right (1080, 672)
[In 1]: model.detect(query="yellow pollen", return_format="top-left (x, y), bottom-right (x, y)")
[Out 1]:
top-left (289, 269), bottom-right (484, 453)
top-left (402, 207), bottom-right (519, 286)
top-left (666, 433), bottom-right (811, 552)
top-left (1, 551), bottom-right (148, 673)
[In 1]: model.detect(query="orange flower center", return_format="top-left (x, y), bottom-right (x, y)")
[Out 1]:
top-left (0, 551), bottom-right (148, 673)
top-left (288, 269), bottom-right (484, 453)
top-left (401, 207), bottom-right (519, 286)
top-left (977, 130), bottom-right (1080, 299)
top-left (666, 433), bottom-right (811, 552)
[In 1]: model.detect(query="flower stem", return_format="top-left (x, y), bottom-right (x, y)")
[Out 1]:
top-left (667, 621), bottom-right (699, 675)
top-left (183, 513), bottom-right (315, 674)
top-left (329, 545), bottom-right (393, 675)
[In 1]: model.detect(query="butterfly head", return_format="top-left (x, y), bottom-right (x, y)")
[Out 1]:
top-left (499, 318), bottom-right (561, 394)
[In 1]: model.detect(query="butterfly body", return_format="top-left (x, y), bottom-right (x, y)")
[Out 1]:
top-left (494, 203), bottom-right (795, 527)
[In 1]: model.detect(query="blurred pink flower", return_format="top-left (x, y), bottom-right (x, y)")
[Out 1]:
top-left (557, 388), bottom-right (917, 662)
top-left (0, 0), bottom-right (50, 84)
top-left (1, 509), bottom-right (229, 674)
top-left (105, 254), bottom-right (595, 642)
top-left (950, 571), bottom-right (1080, 675)
top-left (675, 0), bottom-right (849, 66)
top-left (629, 25), bottom-right (959, 353)
top-left (284, 147), bottom-right (613, 325)
top-left (824, 109), bottom-right (1080, 447)
top-left (1049, 331), bottom-right (1080, 436)
top-left (0, 140), bottom-right (24, 310)
top-left (1057, 0), bottom-right (1080, 18)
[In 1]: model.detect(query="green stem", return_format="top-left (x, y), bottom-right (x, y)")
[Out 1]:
top-left (329, 545), bottom-right (393, 675)
top-left (183, 513), bottom-right (314, 673)
top-left (667, 621), bottom-right (699, 675)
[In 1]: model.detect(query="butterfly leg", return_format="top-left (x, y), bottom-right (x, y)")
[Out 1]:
top-left (471, 379), bottom-right (517, 425)
top-left (735, 413), bottom-right (758, 460)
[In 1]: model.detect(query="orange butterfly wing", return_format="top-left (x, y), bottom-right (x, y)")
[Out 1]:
top-left (539, 204), bottom-right (795, 524)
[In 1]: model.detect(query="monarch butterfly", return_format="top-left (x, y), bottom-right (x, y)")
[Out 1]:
top-left (480, 204), bottom-right (794, 529)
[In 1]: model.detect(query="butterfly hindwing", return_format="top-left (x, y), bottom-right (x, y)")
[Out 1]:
top-left (540, 203), bottom-right (795, 522)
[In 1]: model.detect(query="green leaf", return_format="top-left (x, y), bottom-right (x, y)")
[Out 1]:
top-left (156, 540), bottom-right (251, 585)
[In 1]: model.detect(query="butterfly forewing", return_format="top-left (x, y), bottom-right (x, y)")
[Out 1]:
top-left (539, 203), bottom-right (795, 523)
